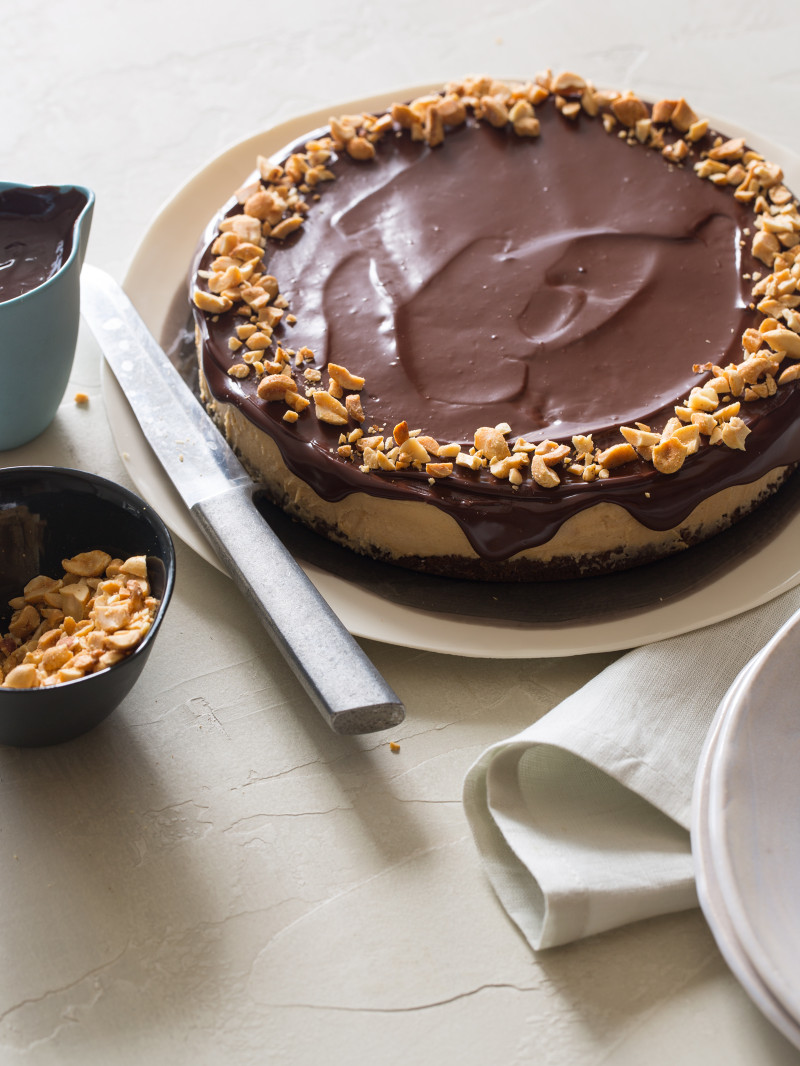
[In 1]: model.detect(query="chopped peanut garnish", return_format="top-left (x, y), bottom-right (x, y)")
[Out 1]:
top-left (1, 553), bottom-right (160, 689)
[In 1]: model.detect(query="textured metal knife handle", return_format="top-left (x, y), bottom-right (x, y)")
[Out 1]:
top-left (192, 485), bottom-right (405, 734)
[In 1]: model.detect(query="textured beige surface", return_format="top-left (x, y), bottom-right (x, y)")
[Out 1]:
top-left (3, 2), bottom-right (800, 1064)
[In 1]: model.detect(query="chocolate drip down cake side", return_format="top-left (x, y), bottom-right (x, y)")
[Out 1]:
top-left (190, 72), bottom-right (800, 581)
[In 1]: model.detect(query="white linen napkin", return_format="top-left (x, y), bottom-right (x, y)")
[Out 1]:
top-left (463, 585), bottom-right (800, 950)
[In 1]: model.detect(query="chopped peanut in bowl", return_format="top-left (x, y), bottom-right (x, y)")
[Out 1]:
top-left (0, 552), bottom-right (161, 690)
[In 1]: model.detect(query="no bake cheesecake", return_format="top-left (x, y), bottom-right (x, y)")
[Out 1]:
top-left (190, 73), bottom-right (800, 579)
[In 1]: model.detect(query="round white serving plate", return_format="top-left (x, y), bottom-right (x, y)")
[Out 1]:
top-left (695, 609), bottom-right (800, 1048)
top-left (693, 609), bottom-right (800, 1049)
top-left (112, 88), bottom-right (800, 658)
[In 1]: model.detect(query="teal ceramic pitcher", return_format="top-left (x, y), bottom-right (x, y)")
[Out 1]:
top-left (0, 183), bottom-right (94, 450)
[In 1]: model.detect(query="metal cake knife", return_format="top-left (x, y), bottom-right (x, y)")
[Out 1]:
top-left (80, 264), bottom-right (405, 735)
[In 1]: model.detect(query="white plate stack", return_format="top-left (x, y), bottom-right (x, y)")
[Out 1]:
top-left (693, 609), bottom-right (800, 1049)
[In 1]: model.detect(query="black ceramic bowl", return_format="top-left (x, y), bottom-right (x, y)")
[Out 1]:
top-left (0, 467), bottom-right (175, 746)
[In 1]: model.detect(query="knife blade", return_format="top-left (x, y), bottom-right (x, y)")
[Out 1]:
top-left (80, 264), bottom-right (405, 735)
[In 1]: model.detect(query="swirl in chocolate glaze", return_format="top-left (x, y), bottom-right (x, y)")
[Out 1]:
top-left (194, 97), bottom-right (800, 562)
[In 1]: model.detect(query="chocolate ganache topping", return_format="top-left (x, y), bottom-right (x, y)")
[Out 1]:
top-left (193, 80), bottom-right (800, 562)
top-left (0, 186), bottom-right (88, 303)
